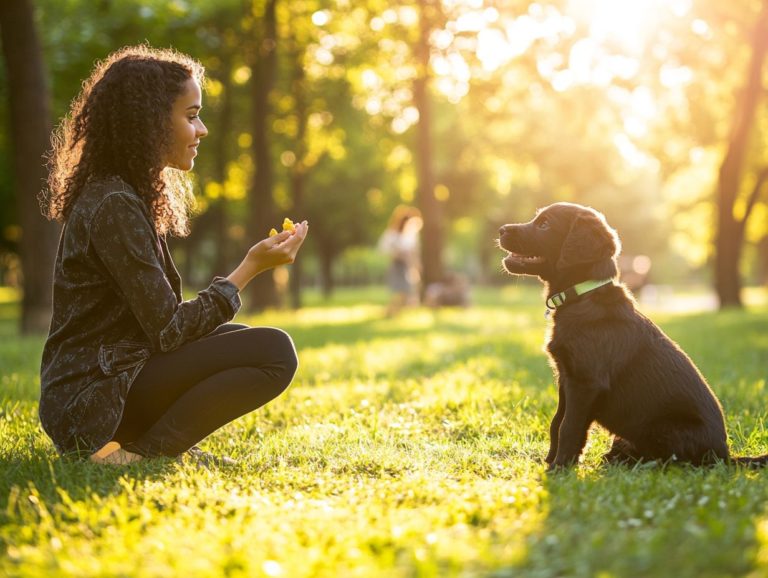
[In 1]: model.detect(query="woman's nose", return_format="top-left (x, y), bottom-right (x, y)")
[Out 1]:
top-left (197, 119), bottom-right (208, 139)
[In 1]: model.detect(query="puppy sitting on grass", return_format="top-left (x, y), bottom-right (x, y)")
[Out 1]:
top-left (498, 202), bottom-right (767, 470)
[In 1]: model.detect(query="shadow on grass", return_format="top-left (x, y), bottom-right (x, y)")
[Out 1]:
top-left (486, 309), bottom-right (768, 577)
top-left (1, 454), bottom-right (178, 501)
top-left (496, 464), bottom-right (768, 578)
top-left (0, 453), bottom-right (179, 514)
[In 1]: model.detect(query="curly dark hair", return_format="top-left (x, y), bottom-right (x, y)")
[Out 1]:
top-left (43, 45), bottom-right (206, 236)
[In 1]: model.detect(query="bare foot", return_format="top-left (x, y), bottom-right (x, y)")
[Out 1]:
top-left (90, 441), bottom-right (143, 465)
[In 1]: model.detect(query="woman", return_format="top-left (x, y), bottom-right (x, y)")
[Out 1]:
top-left (378, 205), bottom-right (423, 317)
top-left (40, 45), bottom-right (308, 465)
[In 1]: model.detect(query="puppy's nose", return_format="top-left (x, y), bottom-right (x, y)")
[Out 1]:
top-left (499, 225), bottom-right (509, 236)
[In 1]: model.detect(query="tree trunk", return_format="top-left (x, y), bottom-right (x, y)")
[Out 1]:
top-left (318, 248), bottom-right (334, 300)
top-left (414, 0), bottom-right (443, 291)
top-left (247, 0), bottom-right (279, 310)
top-left (714, 1), bottom-right (768, 308)
top-left (758, 235), bottom-right (768, 286)
top-left (0, 0), bottom-right (59, 334)
top-left (211, 54), bottom-right (234, 278)
top-left (288, 49), bottom-right (307, 310)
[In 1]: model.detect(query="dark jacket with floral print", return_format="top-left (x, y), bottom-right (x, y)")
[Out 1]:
top-left (39, 177), bottom-right (241, 456)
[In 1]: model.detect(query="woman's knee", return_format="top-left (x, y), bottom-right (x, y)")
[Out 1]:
top-left (245, 327), bottom-right (298, 385)
top-left (274, 328), bottom-right (299, 383)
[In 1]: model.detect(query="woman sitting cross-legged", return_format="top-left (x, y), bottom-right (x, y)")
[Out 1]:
top-left (39, 45), bottom-right (308, 465)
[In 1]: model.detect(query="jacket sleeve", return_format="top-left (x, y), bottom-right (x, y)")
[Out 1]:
top-left (90, 191), bottom-right (241, 352)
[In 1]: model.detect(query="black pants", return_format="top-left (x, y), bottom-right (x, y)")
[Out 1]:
top-left (113, 324), bottom-right (298, 457)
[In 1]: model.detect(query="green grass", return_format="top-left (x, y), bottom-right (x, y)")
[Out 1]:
top-left (1, 285), bottom-right (768, 577)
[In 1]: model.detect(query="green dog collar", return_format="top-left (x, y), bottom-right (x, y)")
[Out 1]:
top-left (546, 278), bottom-right (615, 311)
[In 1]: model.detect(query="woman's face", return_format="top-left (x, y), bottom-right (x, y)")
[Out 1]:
top-left (165, 78), bottom-right (208, 171)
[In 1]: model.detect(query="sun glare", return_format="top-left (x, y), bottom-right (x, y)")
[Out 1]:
top-left (568, 0), bottom-right (665, 54)
top-left (365, 0), bottom-right (693, 139)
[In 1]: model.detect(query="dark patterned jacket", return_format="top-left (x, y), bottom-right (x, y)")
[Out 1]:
top-left (39, 177), bottom-right (241, 456)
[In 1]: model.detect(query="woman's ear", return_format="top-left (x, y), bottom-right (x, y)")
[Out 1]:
top-left (556, 212), bottom-right (619, 270)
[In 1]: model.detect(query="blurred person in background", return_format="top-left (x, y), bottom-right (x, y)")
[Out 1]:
top-left (378, 205), bottom-right (423, 317)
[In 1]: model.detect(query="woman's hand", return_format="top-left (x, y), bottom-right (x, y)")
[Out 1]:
top-left (246, 220), bottom-right (308, 270)
top-left (227, 221), bottom-right (309, 290)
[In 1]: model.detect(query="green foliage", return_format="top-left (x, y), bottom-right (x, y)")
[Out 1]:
top-left (2, 287), bottom-right (768, 577)
top-left (2, 0), bottom-right (768, 291)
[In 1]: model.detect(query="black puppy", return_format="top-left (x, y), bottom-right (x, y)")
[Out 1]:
top-left (498, 202), bottom-right (767, 469)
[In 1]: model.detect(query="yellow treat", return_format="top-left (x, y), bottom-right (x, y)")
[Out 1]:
top-left (282, 217), bottom-right (295, 232)
top-left (269, 228), bottom-right (278, 237)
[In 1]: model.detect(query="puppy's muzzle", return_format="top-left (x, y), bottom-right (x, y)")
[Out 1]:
top-left (498, 224), bottom-right (518, 251)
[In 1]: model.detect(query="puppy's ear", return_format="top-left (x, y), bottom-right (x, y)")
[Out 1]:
top-left (556, 212), bottom-right (619, 270)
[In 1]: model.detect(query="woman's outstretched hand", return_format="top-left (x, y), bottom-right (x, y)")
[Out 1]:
top-left (227, 221), bottom-right (309, 291)
top-left (246, 220), bottom-right (308, 270)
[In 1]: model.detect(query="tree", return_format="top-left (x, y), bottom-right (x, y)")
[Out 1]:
top-left (247, 0), bottom-right (280, 310)
top-left (189, 3), bottom-right (250, 283)
top-left (0, 0), bottom-right (58, 333)
top-left (286, 22), bottom-right (309, 310)
top-left (274, 2), bottom-right (406, 299)
top-left (414, 0), bottom-right (444, 287)
top-left (714, 0), bottom-right (768, 308)
top-left (209, 52), bottom-right (237, 278)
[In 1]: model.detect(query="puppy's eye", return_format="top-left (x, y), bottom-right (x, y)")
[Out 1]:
top-left (536, 218), bottom-right (550, 230)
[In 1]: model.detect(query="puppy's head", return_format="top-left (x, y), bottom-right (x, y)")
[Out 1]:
top-left (498, 202), bottom-right (620, 284)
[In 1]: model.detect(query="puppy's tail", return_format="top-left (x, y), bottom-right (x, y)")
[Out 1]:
top-left (732, 454), bottom-right (768, 467)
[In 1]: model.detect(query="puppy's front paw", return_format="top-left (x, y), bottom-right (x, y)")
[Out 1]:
top-left (547, 454), bottom-right (578, 472)
top-left (544, 451), bottom-right (556, 464)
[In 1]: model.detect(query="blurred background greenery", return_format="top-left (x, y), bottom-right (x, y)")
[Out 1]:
top-left (1, 0), bottom-right (767, 333)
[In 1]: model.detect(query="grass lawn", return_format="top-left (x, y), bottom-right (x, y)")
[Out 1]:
top-left (1, 284), bottom-right (767, 577)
